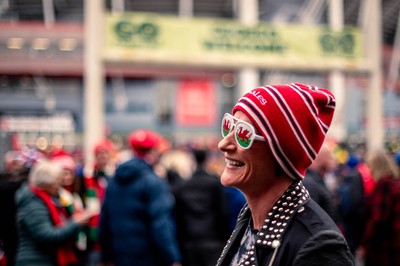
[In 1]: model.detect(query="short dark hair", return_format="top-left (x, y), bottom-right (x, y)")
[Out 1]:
top-left (192, 149), bottom-right (207, 166)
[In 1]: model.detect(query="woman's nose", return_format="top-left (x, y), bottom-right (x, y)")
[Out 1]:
top-left (218, 131), bottom-right (236, 152)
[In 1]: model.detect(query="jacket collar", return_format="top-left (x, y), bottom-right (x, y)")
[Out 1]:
top-left (216, 181), bottom-right (310, 266)
top-left (254, 180), bottom-right (310, 248)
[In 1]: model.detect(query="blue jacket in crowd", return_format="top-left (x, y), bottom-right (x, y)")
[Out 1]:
top-left (99, 157), bottom-right (181, 266)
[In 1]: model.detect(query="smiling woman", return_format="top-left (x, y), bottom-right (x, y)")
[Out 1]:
top-left (216, 83), bottom-right (353, 266)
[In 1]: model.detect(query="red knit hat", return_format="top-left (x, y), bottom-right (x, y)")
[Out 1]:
top-left (232, 83), bottom-right (336, 180)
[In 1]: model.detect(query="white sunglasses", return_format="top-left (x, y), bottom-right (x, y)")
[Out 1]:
top-left (221, 113), bottom-right (265, 149)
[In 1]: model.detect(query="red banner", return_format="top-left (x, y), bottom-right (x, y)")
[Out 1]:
top-left (176, 79), bottom-right (216, 126)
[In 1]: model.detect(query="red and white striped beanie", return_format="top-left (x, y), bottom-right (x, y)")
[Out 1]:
top-left (232, 83), bottom-right (336, 180)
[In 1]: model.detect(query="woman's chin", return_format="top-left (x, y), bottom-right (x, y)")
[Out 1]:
top-left (220, 171), bottom-right (239, 187)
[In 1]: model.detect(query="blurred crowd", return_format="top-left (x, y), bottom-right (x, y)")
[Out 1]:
top-left (0, 131), bottom-right (399, 266)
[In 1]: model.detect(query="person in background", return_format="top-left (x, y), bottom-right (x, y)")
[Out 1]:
top-left (15, 160), bottom-right (92, 266)
top-left (336, 153), bottom-right (373, 255)
top-left (91, 140), bottom-right (116, 191)
top-left (173, 148), bottom-right (230, 266)
top-left (216, 83), bottom-right (353, 265)
top-left (158, 148), bottom-right (193, 193)
top-left (357, 150), bottom-right (400, 266)
top-left (52, 154), bottom-right (87, 263)
top-left (99, 129), bottom-right (181, 266)
top-left (51, 154), bottom-right (84, 212)
top-left (0, 151), bottom-right (30, 266)
top-left (80, 140), bottom-right (116, 266)
top-left (303, 145), bottom-right (342, 225)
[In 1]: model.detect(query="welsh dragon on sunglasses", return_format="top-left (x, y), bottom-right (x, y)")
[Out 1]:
top-left (221, 113), bottom-right (265, 149)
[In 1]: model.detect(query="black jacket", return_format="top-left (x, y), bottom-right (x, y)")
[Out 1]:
top-left (173, 168), bottom-right (230, 245)
top-left (216, 181), bottom-right (353, 266)
top-left (303, 169), bottom-right (341, 224)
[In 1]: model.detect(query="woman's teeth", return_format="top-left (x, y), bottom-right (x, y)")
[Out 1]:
top-left (226, 158), bottom-right (244, 166)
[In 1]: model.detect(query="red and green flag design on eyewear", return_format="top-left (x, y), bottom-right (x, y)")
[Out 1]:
top-left (235, 125), bottom-right (253, 148)
top-left (221, 113), bottom-right (265, 149)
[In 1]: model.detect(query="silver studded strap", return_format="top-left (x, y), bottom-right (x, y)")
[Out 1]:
top-left (255, 181), bottom-right (310, 248)
top-left (216, 181), bottom-right (310, 266)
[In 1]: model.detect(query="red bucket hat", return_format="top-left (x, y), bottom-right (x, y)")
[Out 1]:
top-left (128, 129), bottom-right (167, 157)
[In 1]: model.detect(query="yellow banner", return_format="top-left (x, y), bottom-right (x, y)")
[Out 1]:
top-left (104, 12), bottom-right (364, 71)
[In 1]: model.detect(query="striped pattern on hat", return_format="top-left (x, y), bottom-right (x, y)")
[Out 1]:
top-left (232, 83), bottom-right (335, 180)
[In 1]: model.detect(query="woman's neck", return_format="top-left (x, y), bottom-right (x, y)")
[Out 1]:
top-left (246, 178), bottom-right (293, 229)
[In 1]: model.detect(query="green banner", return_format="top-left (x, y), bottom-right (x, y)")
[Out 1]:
top-left (104, 12), bottom-right (364, 70)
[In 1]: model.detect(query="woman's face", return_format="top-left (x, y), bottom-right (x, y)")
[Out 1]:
top-left (61, 169), bottom-right (75, 186)
top-left (218, 111), bottom-right (275, 194)
top-left (95, 149), bottom-right (110, 168)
